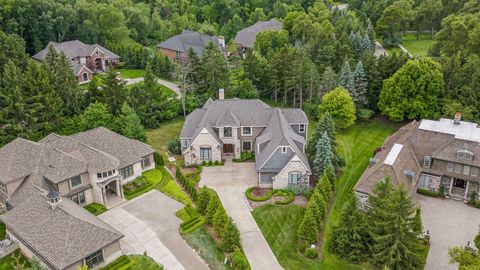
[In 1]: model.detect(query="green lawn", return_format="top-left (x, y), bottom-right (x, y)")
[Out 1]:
top-left (118, 69), bottom-right (145, 79)
top-left (0, 249), bottom-right (30, 269)
top-left (100, 254), bottom-right (163, 270)
top-left (159, 84), bottom-right (177, 97)
top-left (401, 33), bottom-right (434, 57)
top-left (0, 222), bottom-right (5, 240)
top-left (252, 118), bottom-right (400, 270)
top-left (146, 118), bottom-right (184, 153)
top-left (183, 227), bottom-right (231, 270)
top-left (84, 202), bottom-right (107, 215)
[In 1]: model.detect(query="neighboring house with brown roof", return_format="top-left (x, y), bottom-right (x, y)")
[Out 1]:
top-left (234, 19), bottom-right (283, 55)
top-left (32, 40), bottom-right (120, 84)
top-left (355, 113), bottom-right (480, 204)
top-left (180, 90), bottom-right (311, 189)
top-left (156, 30), bottom-right (226, 63)
top-left (0, 127), bottom-right (155, 269)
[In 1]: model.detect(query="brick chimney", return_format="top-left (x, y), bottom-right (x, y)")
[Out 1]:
top-left (454, 112), bottom-right (461, 125)
top-left (219, 89), bottom-right (224, 100)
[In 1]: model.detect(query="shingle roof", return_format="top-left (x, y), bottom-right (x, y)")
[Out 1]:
top-left (234, 19), bottom-right (283, 48)
top-left (156, 30), bottom-right (224, 55)
top-left (0, 190), bottom-right (122, 270)
top-left (32, 40), bottom-right (120, 61)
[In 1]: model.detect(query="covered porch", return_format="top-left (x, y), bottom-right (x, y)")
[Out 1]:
top-left (441, 176), bottom-right (479, 202)
top-left (98, 176), bottom-right (126, 209)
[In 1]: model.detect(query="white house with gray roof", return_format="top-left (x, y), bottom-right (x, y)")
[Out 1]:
top-left (180, 91), bottom-right (311, 188)
top-left (0, 127), bottom-right (155, 269)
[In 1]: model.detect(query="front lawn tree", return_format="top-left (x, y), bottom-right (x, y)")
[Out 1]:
top-left (318, 87), bottom-right (356, 129)
top-left (378, 58), bottom-right (444, 121)
top-left (313, 132), bottom-right (333, 177)
top-left (297, 203), bottom-right (319, 244)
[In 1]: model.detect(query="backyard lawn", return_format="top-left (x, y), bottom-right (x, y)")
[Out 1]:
top-left (146, 118), bottom-right (184, 153)
top-left (118, 69), bottom-right (145, 79)
top-left (401, 33), bottom-right (434, 57)
top-left (252, 118), bottom-right (400, 270)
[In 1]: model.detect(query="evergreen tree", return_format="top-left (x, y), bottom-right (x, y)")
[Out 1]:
top-left (411, 208), bottom-right (423, 235)
top-left (205, 194), bottom-right (220, 224)
top-left (221, 217), bottom-right (241, 252)
top-left (50, 52), bottom-right (81, 116)
top-left (297, 204), bottom-right (319, 244)
top-left (311, 189), bottom-right (327, 223)
top-left (370, 183), bottom-right (422, 270)
top-left (212, 206), bottom-right (228, 235)
top-left (199, 41), bottom-right (229, 97)
top-left (330, 196), bottom-right (368, 263)
top-left (306, 197), bottom-right (320, 223)
top-left (338, 60), bottom-right (354, 94)
top-left (117, 102), bottom-right (147, 142)
top-left (77, 102), bottom-right (116, 132)
top-left (308, 112), bottom-right (336, 160)
top-left (313, 132), bottom-right (333, 177)
top-left (103, 64), bottom-right (126, 114)
top-left (353, 61), bottom-right (368, 109)
top-left (325, 164), bottom-right (336, 188)
top-left (317, 173), bottom-right (333, 201)
top-left (319, 67), bottom-right (338, 99)
top-left (196, 187), bottom-right (211, 215)
top-left (84, 76), bottom-right (103, 107)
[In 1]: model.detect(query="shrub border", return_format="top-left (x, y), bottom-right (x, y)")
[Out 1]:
top-left (416, 188), bottom-right (439, 198)
top-left (245, 186), bottom-right (295, 205)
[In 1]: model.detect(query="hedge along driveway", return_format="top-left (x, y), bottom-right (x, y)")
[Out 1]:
top-left (199, 160), bottom-right (283, 270)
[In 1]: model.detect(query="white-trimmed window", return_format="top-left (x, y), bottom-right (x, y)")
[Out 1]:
top-left (200, 147), bottom-right (212, 160)
top-left (142, 155), bottom-right (151, 168)
top-left (281, 146), bottom-right (287, 153)
top-left (471, 167), bottom-right (478, 177)
top-left (447, 162), bottom-right (454, 172)
top-left (70, 175), bottom-right (82, 188)
top-left (242, 141), bottom-right (251, 151)
top-left (242, 127), bottom-right (252, 136)
top-left (288, 172), bottom-right (302, 184)
top-left (69, 191), bottom-right (86, 205)
top-left (224, 127), bottom-right (232, 137)
top-left (82, 72), bottom-right (88, 81)
top-left (120, 165), bottom-right (134, 179)
top-left (463, 165), bottom-right (471, 175)
top-left (299, 124), bottom-right (305, 133)
top-left (181, 139), bottom-right (189, 148)
top-left (454, 163), bottom-right (462, 173)
top-left (85, 249), bottom-right (104, 268)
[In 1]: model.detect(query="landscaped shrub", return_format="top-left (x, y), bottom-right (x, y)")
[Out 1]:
top-left (202, 160), bottom-right (207, 166)
top-left (303, 189), bottom-right (314, 199)
top-left (245, 186), bottom-right (295, 205)
top-left (154, 151), bottom-right (164, 166)
top-left (123, 176), bottom-right (148, 192)
top-left (439, 184), bottom-right (445, 197)
top-left (221, 217), bottom-right (241, 252)
top-left (470, 191), bottom-right (477, 205)
top-left (304, 247), bottom-right (318, 259)
top-left (274, 190), bottom-right (295, 205)
top-left (208, 160), bottom-right (213, 166)
top-left (99, 255), bottom-right (131, 270)
top-left (168, 138), bottom-right (181, 155)
top-left (231, 249), bottom-right (249, 270)
top-left (214, 160), bottom-right (219, 165)
top-left (233, 151), bottom-right (255, 162)
top-left (416, 188), bottom-right (439, 198)
top-left (357, 109), bottom-right (374, 121)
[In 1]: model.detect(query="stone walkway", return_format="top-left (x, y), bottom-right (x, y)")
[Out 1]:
top-left (199, 160), bottom-right (284, 270)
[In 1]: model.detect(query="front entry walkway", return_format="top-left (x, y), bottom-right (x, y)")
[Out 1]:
top-left (416, 194), bottom-right (480, 270)
top-left (100, 190), bottom-right (209, 270)
top-left (199, 160), bottom-right (284, 270)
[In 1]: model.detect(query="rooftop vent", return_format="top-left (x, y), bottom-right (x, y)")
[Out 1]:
top-left (47, 190), bottom-right (62, 210)
top-left (404, 170), bottom-right (415, 181)
top-left (369, 158), bottom-right (379, 167)
top-left (454, 112), bottom-right (461, 125)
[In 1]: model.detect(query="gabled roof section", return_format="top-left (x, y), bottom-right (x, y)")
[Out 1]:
top-left (280, 108), bottom-right (308, 124)
top-left (156, 30), bottom-right (224, 56)
top-left (215, 109), bottom-right (240, 127)
top-left (32, 40), bottom-right (120, 61)
top-left (0, 138), bottom-right (43, 184)
top-left (0, 192), bottom-right (122, 270)
top-left (234, 19), bottom-right (283, 48)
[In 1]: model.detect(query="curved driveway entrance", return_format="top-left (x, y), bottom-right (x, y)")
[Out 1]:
top-left (199, 160), bottom-right (284, 270)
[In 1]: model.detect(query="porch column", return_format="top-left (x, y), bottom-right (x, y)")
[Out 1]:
top-left (102, 187), bottom-right (107, 205)
top-left (116, 179), bottom-right (123, 199)
top-left (448, 177), bottom-right (454, 196)
top-left (464, 180), bottom-right (470, 201)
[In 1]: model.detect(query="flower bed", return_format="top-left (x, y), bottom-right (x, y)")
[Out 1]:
top-left (245, 186), bottom-right (295, 205)
top-left (233, 151), bottom-right (255, 162)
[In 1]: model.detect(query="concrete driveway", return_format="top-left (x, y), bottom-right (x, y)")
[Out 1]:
top-left (416, 195), bottom-right (480, 270)
top-left (100, 190), bottom-right (209, 270)
top-left (199, 160), bottom-right (284, 270)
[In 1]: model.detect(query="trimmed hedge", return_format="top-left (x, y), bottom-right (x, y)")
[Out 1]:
top-left (175, 165), bottom-right (198, 201)
top-left (417, 188), bottom-right (439, 198)
top-left (99, 255), bottom-right (131, 270)
top-left (233, 151), bottom-right (255, 162)
top-left (177, 205), bottom-right (205, 235)
top-left (245, 186), bottom-right (295, 205)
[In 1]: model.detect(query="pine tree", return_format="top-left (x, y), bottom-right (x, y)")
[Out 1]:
top-left (308, 112), bottom-right (336, 160)
top-left (370, 184), bottom-right (422, 270)
top-left (311, 189), bottom-right (327, 223)
top-left (48, 51), bottom-right (80, 117)
top-left (205, 194), bottom-right (220, 225)
top-left (330, 196), bottom-right (368, 263)
top-left (317, 173), bottom-right (333, 201)
top-left (117, 102), bottom-right (147, 142)
top-left (212, 206), bottom-right (228, 235)
top-left (221, 217), bottom-right (241, 252)
top-left (338, 60), bottom-right (354, 94)
top-left (353, 61), bottom-right (368, 109)
top-left (325, 164), bottom-right (336, 188)
top-left (103, 64), bottom-right (126, 114)
top-left (199, 41), bottom-right (229, 97)
top-left (313, 132), bottom-right (333, 177)
top-left (197, 187), bottom-right (211, 215)
top-left (84, 76), bottom-right (103, 107)
top-left (78, 102), bottom-right (116, 131)
top-left (411, 208), bottom-right (423, 235)
top-left (297, 205), bottom-right (319, 244)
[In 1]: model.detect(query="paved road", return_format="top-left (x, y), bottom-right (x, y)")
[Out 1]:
top-left (100, 190), bottom-right (209, 270)
top-left (124, 77), bottom-right (181, 97)
top-left (374, 41), bottom-right (388, 58)
top-left (416, 195), bottom-right (480, 270)
top-left (199, 160), bottom-right (284, 270)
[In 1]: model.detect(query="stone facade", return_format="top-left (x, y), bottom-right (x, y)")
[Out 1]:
top-left (272, 155), bottom-right (310, 189)
top-left (183, 128), bottom-right (222, 165)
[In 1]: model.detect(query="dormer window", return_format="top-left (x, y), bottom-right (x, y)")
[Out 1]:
top-left (299, 124), bottom-right (305, 133)
top-left (423, 156), bottom-right (432, 168)
top-left (457, 149), bottom-right (474, 160)
top-left (281, 146), bottom-right (287, 153)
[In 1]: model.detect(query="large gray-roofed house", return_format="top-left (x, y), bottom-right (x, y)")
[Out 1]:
top-left (0, 127), bottom-right (156, 269)
top-left (234, 19), bottom-right (283, 52)
top-left (157, 30), bottom-right (226, 63)
top-left (181, 93), bottom-right (311, 189)
top-left (355, 113), bottom-right (480, 204)
top-left (32, 40), bottom-right (120, 84)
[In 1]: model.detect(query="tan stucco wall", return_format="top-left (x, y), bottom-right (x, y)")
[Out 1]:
top-left (64, 240), bottom-right (122, 270)
top-left (272, 155), bottom-right (310, 189)
top-left (122, 161), bottom-right (144, 183)
top-left (238, 127), bottom-right (264, 141)
top-left (184, 129), bottom-right (221, 165)
top-left (57, 173), bottom-right (91, 195)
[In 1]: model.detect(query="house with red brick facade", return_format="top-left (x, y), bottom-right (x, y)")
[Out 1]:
top-left (32, 40), bottom-right (120, 84)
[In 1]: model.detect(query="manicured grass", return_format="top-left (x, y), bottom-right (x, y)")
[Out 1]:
top-left (252, 118), bottom-right (400, 269)
top-left (124, 169), bottom-right (163, 200)
top-left (0, 222), bottom-right (5, 240)
top-left (157, 167), bottom-right (192, 205)
top-left (84, 202), bottom-right (107, 216)
top-left (146, 118), bottom-right (185, 153)
top-left (100, 254), bottom-right (163, 270)
top-left (385, 46), bottom-right (403, 56)
top-left (183, 227), bottom-right (231, 270)
top-left (118, 69), bottom-right (145, 79)
top-left (401, 33), bottom-right (434, 57)
top-left (0, 249), bottom-right (30, 270)
top-left (252, 205), bottom-right (325, 270)
top-left (159, 84), bottom-right (177, 97)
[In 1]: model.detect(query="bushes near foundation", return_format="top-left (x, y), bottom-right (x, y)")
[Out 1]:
top-left (416, 188), bottom-right (439, 198)
top-left (233, 151), bottom-right (255, 162)
top-left (245, 186), bottom-right (295, 205)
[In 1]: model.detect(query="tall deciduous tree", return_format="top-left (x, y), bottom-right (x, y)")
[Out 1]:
top-left (318, 87), bottom-right (356, 129)
top-left (378, 58), bottom-right (444, 121)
